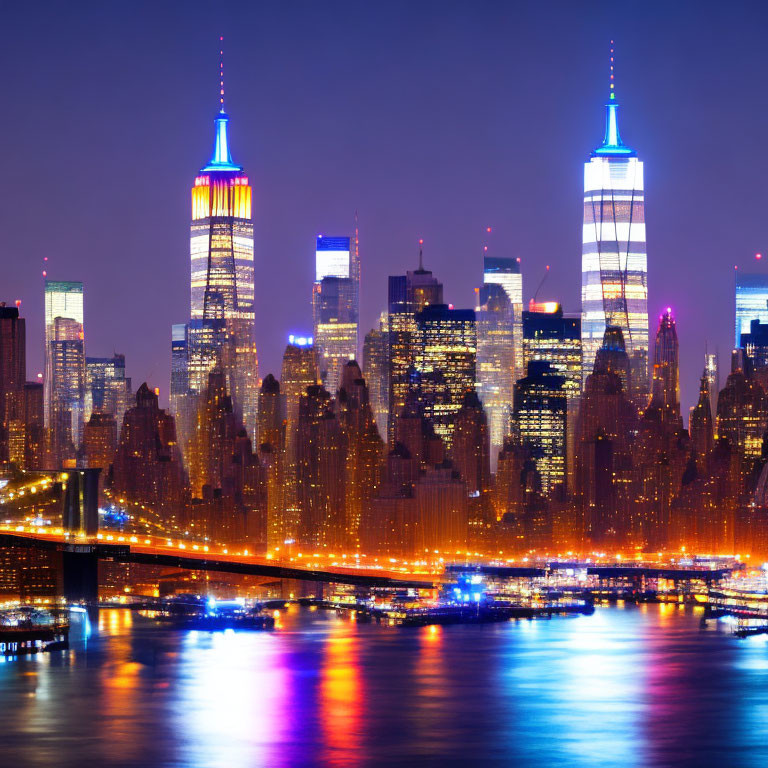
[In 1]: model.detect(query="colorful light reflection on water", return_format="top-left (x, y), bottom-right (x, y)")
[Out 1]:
top-left (1, 605), bottom-right (768, 766)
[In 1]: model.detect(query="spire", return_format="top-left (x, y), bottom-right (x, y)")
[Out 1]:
top-left (418, 239), bottom-right (424, 271)
top-left (219, 36), bottom-right (225, 112)
top-left (594, 40), bottom-right (636, 157)
top-left (202, 36), bottom-right (242, 172)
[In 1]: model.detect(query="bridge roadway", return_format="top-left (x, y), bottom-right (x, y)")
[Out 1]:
top-left (0, 529), bottom-right (437, 590)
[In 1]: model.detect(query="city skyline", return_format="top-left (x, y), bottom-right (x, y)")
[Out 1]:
top-left (2, 1), bottom-right (768, 419)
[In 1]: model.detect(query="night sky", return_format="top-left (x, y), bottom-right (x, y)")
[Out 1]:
top-left (3, 0), bottom-right (768, 418)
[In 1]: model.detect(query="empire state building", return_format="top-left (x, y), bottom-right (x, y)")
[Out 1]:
top-left (186, 67), bottom-right (259, 442)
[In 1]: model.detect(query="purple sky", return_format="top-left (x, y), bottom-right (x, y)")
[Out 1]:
top-left (3, 0), bottom-right (768, 418)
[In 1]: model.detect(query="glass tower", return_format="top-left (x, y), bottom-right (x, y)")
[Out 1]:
top-left (312, 234), bottom-right (360, 395)
top-left (476, 283), bottom-right (515, 471)
top-left (44, 280), bottom-right (85, 467)
top-left (483, 253), bottom-right (523, 388)
top-left (581, 65), bottom-right (648, 406)
top-left (85, 354), bottom-right (131, 430)
top-left (735, 271), bottom-right (768, 348)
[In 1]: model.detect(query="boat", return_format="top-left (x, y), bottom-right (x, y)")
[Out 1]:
top-left (0, 607), bottom-right (69, 656)
top-left (155, 596), bottom-right (275, 631)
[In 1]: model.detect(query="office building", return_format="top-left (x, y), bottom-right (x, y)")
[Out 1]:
top-left (387, 244), bottom-right (444, 443)
top-left (476, 284), bottom-right (515, 471)
top-left (522, 304), bottom-right (582, 488)
top-left (735, 271), bottom-right (768, 347)
top-left (44, 280), bottom-right (85, 467)
top-left (281, 336), bottom-right (320, 540)
top-left (0, 304), bottom-right (26, 467)
top-left (85, 354), bottom-right (130, 429)
top-left (413, 304), bottom-right (476, 451)
top-left (363, 314), bottom-right (389, 439)
top-left (514, 361), bottom-right (568, 497)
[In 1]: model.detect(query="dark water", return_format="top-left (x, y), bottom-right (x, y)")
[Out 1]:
top-left (0, 604), bottom-right (766, 767)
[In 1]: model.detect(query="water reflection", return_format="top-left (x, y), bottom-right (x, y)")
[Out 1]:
top-left (320, 620), bottom-right (364, 767)
top-left (0, 606), bottom-right (765, 766)
top-left (173, 630), bottom-right (292, 768)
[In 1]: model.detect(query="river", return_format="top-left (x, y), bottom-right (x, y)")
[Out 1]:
top-left (0, 604), bottom-right (765, 767)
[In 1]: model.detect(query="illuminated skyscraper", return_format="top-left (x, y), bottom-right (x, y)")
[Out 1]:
top-left (482, 250), bottom-right (523, 385)
top-left (522, 304), bottom-right (582, 491)
top-left (514, 361), bottom-right (568, 497)
top-left (312, 234), bottom-right (359, 394)
top-left (387, 244), bottom-right (443, 442)
top-left (258, 374), bottom-right (285, 551)
top-left (476, 284), bottom-right (515, 469)
top-left (735, 271), bottom-right (768, 347)
top-left (413, 304), bottom-right (476, 451)
top-left (337, 361), bottom-right (384, 548)
top-left (581, 47), bottom-right (649, 405)
top-left (188, 71), bottom-right (258, 442)
top-left (85, 354), bottom-right (130, 430)
top-left (705, 350), bottom-right (719, 419)
top-left (170, 324), bottom-right (188, 411)
top-left (649, 309), bottom-right (680, 420)
top-left (23, 382), bottom-right (44, 470)
top-left (44, 280), bottom-right (85, 467)
top-left (363, 313), bottom-right (389, 439)
top-left (297, 384), bottom-right (346, 549)
top-left (0, 305), bottom-right (26, 468)
top-left (281, 336), bottom-right (320, 540)
top-left (741, 319), bottom-right (768, 370)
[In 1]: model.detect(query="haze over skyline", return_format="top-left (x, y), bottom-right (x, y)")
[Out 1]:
top-left (3, 0), bottom-right (768, 416)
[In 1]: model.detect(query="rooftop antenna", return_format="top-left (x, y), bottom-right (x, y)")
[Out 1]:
top-left (418, 239), bottom-right (424, 271)
top-left (533, 264), bottom-right (550, 303)
top-left (219, 36), bottom-right (225, 112)
top-left (609, 39), bottom-right (615, 100)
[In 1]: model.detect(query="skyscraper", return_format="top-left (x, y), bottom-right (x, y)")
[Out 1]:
top-left (387, 244), bottom-right (443, 442)
top-left (649, 309), bottom-right (680, 419)
top-left (44, 280), bottom-right (85, 467)
top-left (83, 412), bottom-right (117, 472)
top-left (689, 372), bottom-right (714, 472)
top-left (413, 304), bottom-right (476, 451)
top-left (312, 234), bottom-right (359, 394)
top-left (258, 374), bottom-right (285, 551)
top-left (514, 361), bottom-right (568, 497)
top-left (522, 304), bottom-right (582, 490)
top-left (741, 319), bottom-right (768, 370)
top-left (581, 46), bottom-right (649, 406)
top-left (476, 283), bottom-right (515, 470)
top-left (482, 250), bottom-right (523, 384)
top-left (0, 304), bottom-right (26, 468)
top-left (363, 313), bottom-right (389, 439)
top-left (85, 354), bottom-right (131, 429)
top-left (705, 350), bottom-right (719, 420)
top-left (735, 270), bottom-right (768, 347)
top-left (23, 382), bottom-right (44, 470)
top-left (187, 70), bottom-right (258, 443)
top-left (281, 336), bottom-right (320, 540)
